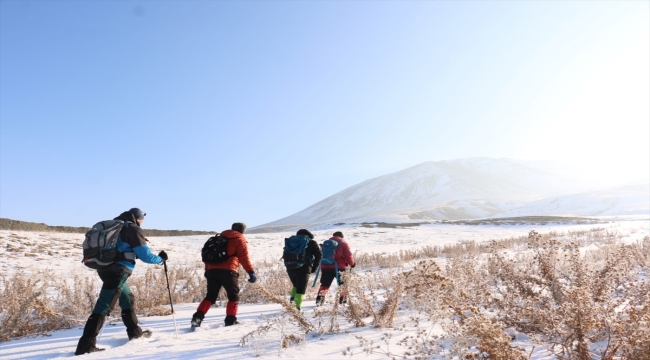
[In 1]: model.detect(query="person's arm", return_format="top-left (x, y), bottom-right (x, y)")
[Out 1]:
top-left (132, 244), bottom-right (164, 264)
top-left (342, 242), bottom-right (355, 267)
top-left (310, 240), bottom-right (322, 270)
top-left (130, 226), bottom-right (163, 264)
top-left (236, 237), bottom-right (255, 273)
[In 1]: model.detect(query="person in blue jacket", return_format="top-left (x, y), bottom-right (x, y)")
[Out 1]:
top-left (75, 208), bottom-right (168, 356)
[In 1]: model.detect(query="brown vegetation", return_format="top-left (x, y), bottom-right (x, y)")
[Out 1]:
top-left (0, 218), bottom-right (214, 236)
top-left (1, 227), bottom-right (648, 359)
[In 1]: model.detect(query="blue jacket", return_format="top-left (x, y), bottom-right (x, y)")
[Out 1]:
top-left (113, 211), bottom-right (163, 271)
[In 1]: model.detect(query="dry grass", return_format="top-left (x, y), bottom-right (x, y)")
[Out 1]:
top-left (1, 227), bottom-right (649, 360)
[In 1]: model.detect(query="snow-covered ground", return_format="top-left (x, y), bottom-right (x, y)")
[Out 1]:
top-left (1, 217), bottom-right (648, 359)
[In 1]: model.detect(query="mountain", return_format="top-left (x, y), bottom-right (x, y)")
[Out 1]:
top-left (254, 157), bottom-right (596, 230)
top-left (495, 182), bottom-right (650, 218)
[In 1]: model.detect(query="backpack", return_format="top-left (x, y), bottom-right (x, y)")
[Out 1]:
top-left (82, 220), bottom-right (128, 269)
top-left (201, 234), bottom-right (230, 264)
top-left (321, 239), bottom-right (339, 266)
top-left (283, 235), bottom-right (310, 269)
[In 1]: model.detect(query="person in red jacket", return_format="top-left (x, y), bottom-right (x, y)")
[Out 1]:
top-left (191, 222), bottom-right (256, 327)
top-left (316, 231), bottom-right (355, 306)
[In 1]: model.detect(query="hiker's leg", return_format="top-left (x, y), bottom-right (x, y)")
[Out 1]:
top-left (337, 269), bottom-right (348, 304)
top-left (75, 313), bottom-right (105, 355)
top-left (222, 270), bottom-right (240, 325)
top-left (287, 268), bottom-right (307, 307)
top-left (76, 268), bottom-right (124, 355)
top-left (197, 270), bottom-right (222, 315)
top-left (92, 269), bottom-right (127, 315)
top-left (117, 280), bottom-right (143, 340)
top-left (286, 268), bottom-right (298, 302)
top-left (193, 270), bottom-right (222, 324)
top-left (295, 268), bottom-right (310, 309)
top-left (316, 269), bottom-right (336, 305)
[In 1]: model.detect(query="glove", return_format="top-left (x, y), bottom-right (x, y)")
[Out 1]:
top-left (158, 250), bottom-right (168, 261)
top-left (350, 263), bottom-right (356, 268)
top-left (248, 271), bottom-right (257, 283)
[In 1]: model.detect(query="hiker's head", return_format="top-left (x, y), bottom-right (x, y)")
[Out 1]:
top-left (296, 229), bottom-right (314, 239)
top-left (333, 231), bottom-right (344, 238)
top-left (232, 222), bottom-right (247, 234)
top-left (129, 208), bottom-right (146, 225)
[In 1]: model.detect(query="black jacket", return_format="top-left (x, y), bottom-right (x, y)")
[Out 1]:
top-left (114, 211), bottom-right (148, 249)
top-left (305, 239), bottom-right (322, 272)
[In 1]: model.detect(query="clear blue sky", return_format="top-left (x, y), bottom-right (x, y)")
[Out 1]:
top-left (1, 1), bottom-right (648, 231)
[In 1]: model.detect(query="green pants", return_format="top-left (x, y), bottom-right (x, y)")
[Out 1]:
top-left (93, 268), bottom-right (134, 315)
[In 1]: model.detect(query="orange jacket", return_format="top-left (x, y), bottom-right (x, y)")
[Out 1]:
top-left (204, 230), bottom-right (255, 273)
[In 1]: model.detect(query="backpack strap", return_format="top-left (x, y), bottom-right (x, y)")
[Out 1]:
top-left (335, 262), bottom-right (339, 286)
top-left (117, 221), bottom-right (136, 260)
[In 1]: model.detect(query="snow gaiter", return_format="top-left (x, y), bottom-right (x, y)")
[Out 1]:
top-left (224, 301), bottom-right (238, 326)
top-left (197, 299), bottom-right (212, 314)
top-left (121, 309), bottom-right (143, 340)
top-left (226, 301), bottom-right (238, 317)
top-left (75, 313), bottom-right (106, 355)
top-left (294, 294), bottom-right (304, 310)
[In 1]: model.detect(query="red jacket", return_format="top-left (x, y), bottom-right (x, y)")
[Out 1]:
top-left (204, 230), bottom-right (255, 273)
top-left (321, 236), bottom-right (355, 270)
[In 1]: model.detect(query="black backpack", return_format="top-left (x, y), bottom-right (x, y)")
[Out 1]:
top-left (201, 233), bottom-right (230, 264)
top-left (82, 220), bottom-right (128, 269)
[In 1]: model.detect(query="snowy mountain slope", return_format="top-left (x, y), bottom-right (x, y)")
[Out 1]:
top-left (495, 183), bottom-right (650, 217)
top-left (255, 158), bottom-right (588, 228)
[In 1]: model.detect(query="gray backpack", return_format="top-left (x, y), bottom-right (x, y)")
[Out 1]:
top-left (82, 220), bottom-right (128, 269)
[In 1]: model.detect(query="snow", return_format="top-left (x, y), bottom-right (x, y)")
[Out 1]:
top-left (254, 159), bottom-right (649, 228)
top-left (1, 218), bottom-right (648, 359)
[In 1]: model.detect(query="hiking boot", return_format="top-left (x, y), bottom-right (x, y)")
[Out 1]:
top-left (289, 296), bottom-right (295, 303)
top-left (129, 328), bottom-right (152, 340)
top-left (75, 346), bottom-right (105, 356)
top-left (339, 296), bottom-right (348, 304)
top-left (315, 295), bottom-right (324, 306)
top-left (191, 311), bottom-right (205, 328)
top-left (225, 315), bottom-right (238, 326)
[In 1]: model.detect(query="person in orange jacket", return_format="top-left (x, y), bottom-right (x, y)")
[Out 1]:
top-left (191, 222), bottom-right (256, 327)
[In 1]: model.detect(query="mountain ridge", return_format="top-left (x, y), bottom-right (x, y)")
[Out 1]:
top-left (254, 158), bottom-right (649, 230)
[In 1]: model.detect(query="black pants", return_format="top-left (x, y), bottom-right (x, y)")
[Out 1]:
top-left (320, 268), bottom-right (345, 287)
top-left (205, 269), bottom-right (240, 302)
top-left (287, 266), bottom-right (310, 294)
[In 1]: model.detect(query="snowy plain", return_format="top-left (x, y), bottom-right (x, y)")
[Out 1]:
top-left (1, 217), bottom-right (649, 359)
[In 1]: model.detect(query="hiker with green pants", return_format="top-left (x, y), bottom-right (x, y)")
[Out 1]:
top-left (283, 229), bottom-right (322, 310)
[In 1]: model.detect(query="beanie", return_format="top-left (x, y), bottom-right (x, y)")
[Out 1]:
top-left (129, 208), bottom-right (146, 220)
top-left (296, 229), bottom-right (314, 239)
top-left (232, 222), bottom-right (247, 234)
top-left (333, 231), bottom-right (343, 238)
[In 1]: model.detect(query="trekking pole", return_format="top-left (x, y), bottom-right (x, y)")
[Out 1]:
top-left (163, 260), bottom-right (179, 337)
top-left (97, 319), bottom-right (107, 343)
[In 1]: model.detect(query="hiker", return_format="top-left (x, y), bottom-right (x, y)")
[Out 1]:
top-left (75, 208), bottom-right (167, 356)
top-left (316, 231), bottom-right (355, 306)
top-left (191, 222), bottom-right (256, 328)
top-left (283, 229), bottom-right (322, 310)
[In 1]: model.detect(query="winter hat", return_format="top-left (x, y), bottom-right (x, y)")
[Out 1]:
top-left (129, 208), bottom-right (146, 220)
top-left (232, 222), bottom-right (247, 234)
top-left (333, 231), bottom-right (344, 238)
top-left (296, 229), bottom-right (314, 239)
